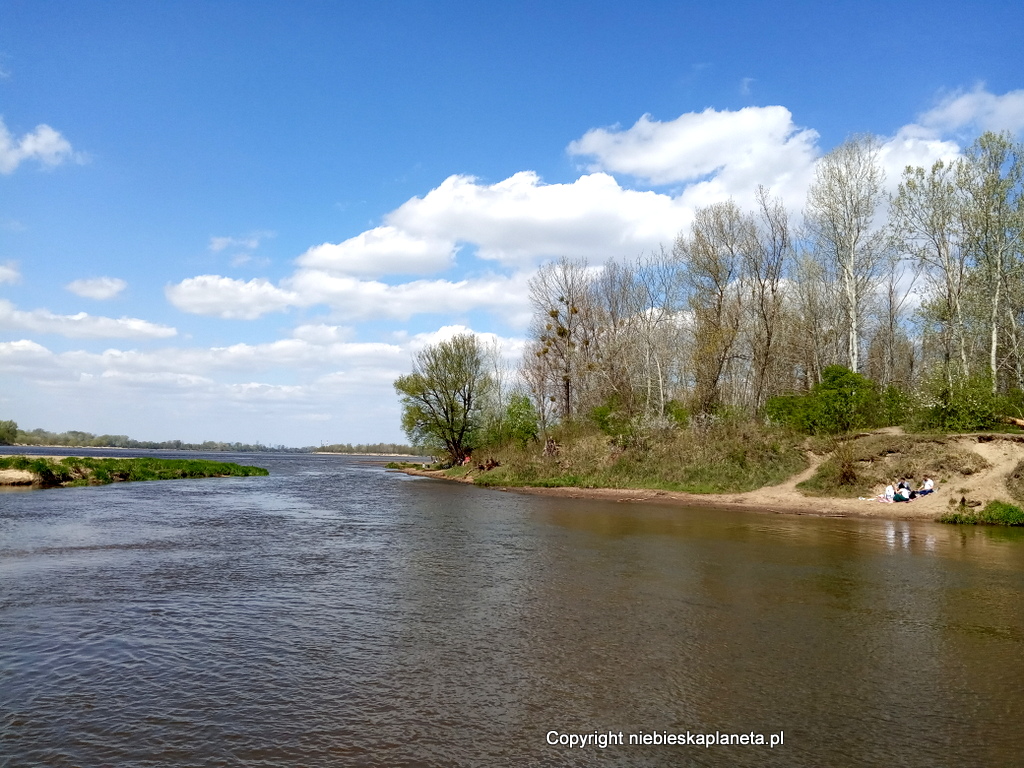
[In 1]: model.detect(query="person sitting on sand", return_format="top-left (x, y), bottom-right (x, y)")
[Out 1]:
top-left (894, 482), bottom-right (913, 502)
top-left (876, 482), bottom-right (896, 503)
top-left (917, 476), bottom-right (935, 496)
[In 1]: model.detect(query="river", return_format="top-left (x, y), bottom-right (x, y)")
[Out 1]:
top-left (1, 449), bottom-right (1023, 766)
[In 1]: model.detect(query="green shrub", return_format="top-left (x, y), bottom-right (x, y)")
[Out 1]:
top-left (911, 375), bottom-right (1002, 432)
top-left (938, 500), bottom-right (1024, 526)
top-left (765, 366), bottom-right (881, 435)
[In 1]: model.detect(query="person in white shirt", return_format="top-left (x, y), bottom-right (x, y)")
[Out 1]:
top-left (918, 476), bottom-right (935, 495)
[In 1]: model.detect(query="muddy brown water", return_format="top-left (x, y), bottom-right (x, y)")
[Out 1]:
top-left (1, 448), bottom-right (1023, 766)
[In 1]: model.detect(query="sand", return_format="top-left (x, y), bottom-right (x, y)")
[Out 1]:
top-left (397, 434), bottom-right (1024, 521)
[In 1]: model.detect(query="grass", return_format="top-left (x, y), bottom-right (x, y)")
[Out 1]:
top-left (796, 433), bottom-right (988, 498)
top-left (469, 420), bottom-right (807, 494)
top-left (0, 455), bottom-right (269, 487)
top-left (938, 500), bottom-right (1024, 526)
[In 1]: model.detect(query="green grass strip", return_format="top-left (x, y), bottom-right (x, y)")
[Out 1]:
top-left (0, 455), bottom-right (269, 487)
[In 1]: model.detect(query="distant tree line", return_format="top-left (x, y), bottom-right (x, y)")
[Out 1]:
top-left (317, 442), bottom-right (425, 455)
top-left (0, 421), bottom-right (416, 454)
top-left (396, 131), bottom-right (1024, 463)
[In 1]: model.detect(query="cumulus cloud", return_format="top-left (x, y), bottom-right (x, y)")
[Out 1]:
top-left (297, 226), bottom-right (457, 277)
top-left (0, 299), bottom-right (177, 339)
top-left (386, 171), bottom-right (690, 268)
top-left (0, 339), bottom-right (55, 369)
top-left (65, 276), bottom-right (128, 300)
top-left (165, 275), bottom-right (299, 320)
top-left (0, 260), bottom-right (19, 284)
top-left (0, 117), bottom-right (75, 174)
top-left (568, 106), bottom-right (820, 191)
top-left (917, 86), bottom-right (1024, 136)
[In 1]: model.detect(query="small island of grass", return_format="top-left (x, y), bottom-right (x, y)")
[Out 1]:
top-left (0, 455), bottom-right (269, 488)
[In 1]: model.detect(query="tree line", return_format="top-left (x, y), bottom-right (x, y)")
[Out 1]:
top-left (0, 421), bottom-right (418, 454)
top-left (397, 131), bottom-right (1024, 462)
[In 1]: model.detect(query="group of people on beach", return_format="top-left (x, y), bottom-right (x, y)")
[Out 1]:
top-left (874, 476), bottom-right (934, 503)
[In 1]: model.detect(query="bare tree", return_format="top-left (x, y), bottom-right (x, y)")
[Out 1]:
top-left (675, 201), bottom-right (750, 413)
top-left (958, 132), bottom-right (1024, 391)
top-left (528, 257), bottom-right (599, 421)
top-left (742, 187), bottom-right (792, 408)
top-left (892, 159), bottom-right (971, 383)
top-left (804, 135), bottom-right (888, 373)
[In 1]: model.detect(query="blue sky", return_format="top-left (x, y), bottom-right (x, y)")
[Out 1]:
top-left (1, 1), bottom-right (1022, 446)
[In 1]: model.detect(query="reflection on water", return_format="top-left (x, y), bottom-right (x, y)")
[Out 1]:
top-left (1, 449), bottom-right (1023, 766)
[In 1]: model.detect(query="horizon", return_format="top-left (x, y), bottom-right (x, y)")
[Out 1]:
top-left (2, 1), bottom-right (1022, 445)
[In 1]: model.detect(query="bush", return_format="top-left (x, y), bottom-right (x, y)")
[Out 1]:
top-left (938, 500), bottom-right (1024, 526)
top-left (764, 366), bottom-right (881, 435)
top-left (911, 375), bottom-right (1002, 432)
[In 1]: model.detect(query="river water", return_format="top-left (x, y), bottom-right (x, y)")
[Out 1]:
top-left (1, 449), bottom-right (1023, 767)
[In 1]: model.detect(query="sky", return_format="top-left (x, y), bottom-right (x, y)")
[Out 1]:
top-left (1, 1), bottom-right (1023, 446)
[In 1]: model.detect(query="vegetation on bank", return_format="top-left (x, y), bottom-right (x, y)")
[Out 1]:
top-left (0, 455), bottom-right (269, 488)
top-left (470, 419), bottom-right (805, 493)
top-left (938, 500), bottom-right (1024, 526)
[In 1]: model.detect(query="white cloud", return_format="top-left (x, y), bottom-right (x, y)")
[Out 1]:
top-left (385, 171), bottom-right (689, 267)
top-left (285, 269), bottom-right (533, 324)
top-left (209, 231), bottom-right (274, 252)
top-left (0, 299), bottom-right (177, 339)
top-left (0, 117), bottom-right (75, 174)
top-left (291, 323), bottom-right (354, 344)
top-left (167, 269), bottom-right (533, 324)
top-left (567, 106), bottom-right (821, 190)
top-left (63, 337), bottom-right (405, 376)
top-left (165, 275), bottom-right (298, 320)
top-left (877, 126), bottom-right (961, 191)
top-left (297, 226), bottom-right (457, 277)
top-left (0, 260), bottom-right (19, 284)
top-left (918, 86), bottom-right (1024, 136)
top-left (0, 339), bottom-right (55, 368)
top-left (66, 276), bottom-right (128, 300)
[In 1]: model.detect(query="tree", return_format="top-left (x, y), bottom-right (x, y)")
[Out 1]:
top-left (892, 159), bottom-right (971, 383)
top-left (675, 200), bottom-right (749, 413)
top-left (804, 134), bottom-right (888, 373)
top-left (394, 334), bottom-right (491, 464)
top-left (958, 132), bottom-right (1024, 392)
top-left (0, 419), bottom-right (17, 444)
top-left (528, 258), bottom-right (599, 421)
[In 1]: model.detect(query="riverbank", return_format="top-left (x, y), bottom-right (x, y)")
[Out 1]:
top-left (0, 455), bottom-right (269, 488)
top-left (396, 432), bottom-right (1024, 522)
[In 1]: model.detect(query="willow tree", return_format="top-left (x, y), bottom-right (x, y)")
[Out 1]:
top-left (394, 334), bottom-right (491, 464)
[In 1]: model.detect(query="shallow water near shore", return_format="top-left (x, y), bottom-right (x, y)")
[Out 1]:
top-left (2, 448), bottom-right (1023, 766)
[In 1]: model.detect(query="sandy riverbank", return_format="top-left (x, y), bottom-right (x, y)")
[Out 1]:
top-left (396, 434), bottom-right (1024, 522)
